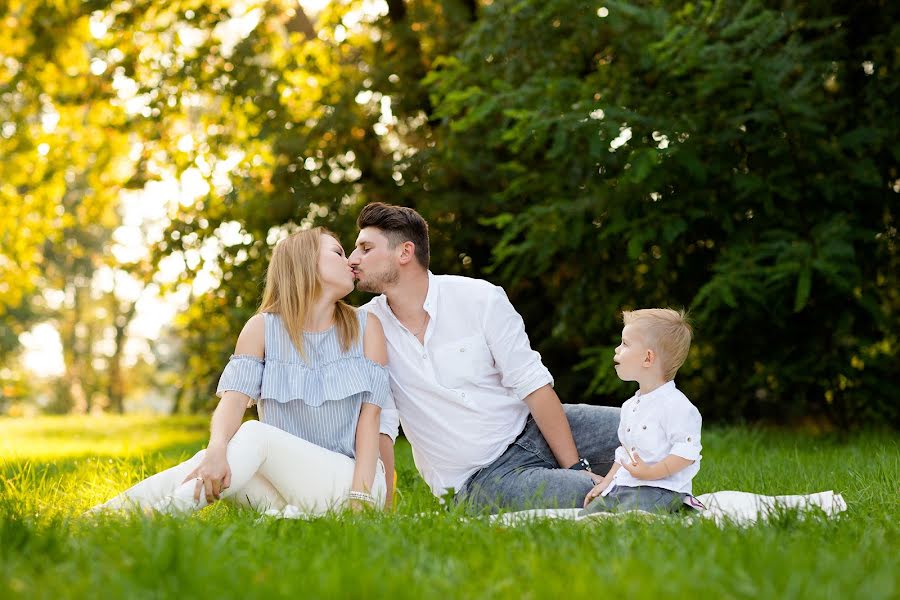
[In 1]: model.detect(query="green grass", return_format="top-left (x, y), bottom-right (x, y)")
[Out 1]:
top-left (1, 416), bottom-right (897, 599)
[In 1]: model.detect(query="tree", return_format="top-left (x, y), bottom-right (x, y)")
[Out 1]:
top-left (424, 0), bottom-right (899, 425)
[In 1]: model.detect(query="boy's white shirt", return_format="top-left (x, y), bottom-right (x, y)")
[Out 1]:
top-left (363, 271), bottom-right (554, 497)
top-left (605, 380), bottom-right (702, 496)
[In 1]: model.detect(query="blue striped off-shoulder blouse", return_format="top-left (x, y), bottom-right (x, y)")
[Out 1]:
top-left (215, 310), bottom-right (390, 458)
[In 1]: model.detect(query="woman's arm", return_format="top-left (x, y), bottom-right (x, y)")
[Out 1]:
top-left (351, 403), bottom-right (382, 507)
top-left (350, 312), bottom-right (390, 509)
top-left (183, 314), bottom-right (264, 503)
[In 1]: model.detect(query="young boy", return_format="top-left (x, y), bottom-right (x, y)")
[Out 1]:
top-left (580, 308), bottom-right (702, 516)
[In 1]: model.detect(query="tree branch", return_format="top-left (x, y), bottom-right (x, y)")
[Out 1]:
top-left (285, 4), bottom-right (316, 40)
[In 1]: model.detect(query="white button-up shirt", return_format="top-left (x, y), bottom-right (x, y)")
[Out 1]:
top-left (606, 380), bottom-right (702, 496)
top-left (364, 272), bottom-right (554, 496)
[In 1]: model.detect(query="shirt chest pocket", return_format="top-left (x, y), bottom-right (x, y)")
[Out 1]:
top-left (432, 335), bottom-right (495, 389)
top-left (625, 419), bottom-right (666, 456)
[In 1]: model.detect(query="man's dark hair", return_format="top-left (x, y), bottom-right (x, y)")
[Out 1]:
top-left (357, 202), bottom-right (430, 268)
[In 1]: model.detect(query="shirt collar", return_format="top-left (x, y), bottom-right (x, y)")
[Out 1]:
top-left (375, 272), bottom-right (438, 332)
top-left (423, 271), bottom-right (437, 318)
top-left (635, 380), bottom-right (676, 402)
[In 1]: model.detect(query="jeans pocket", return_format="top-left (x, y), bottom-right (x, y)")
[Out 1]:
top-left (512, 436), bottom-right (556, 467)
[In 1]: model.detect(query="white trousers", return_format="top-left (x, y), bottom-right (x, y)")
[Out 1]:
top-left (94, 420), bottom-right (386, 515)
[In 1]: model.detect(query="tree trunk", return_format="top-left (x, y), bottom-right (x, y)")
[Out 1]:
top-left (108, 298), bottom-right (137, 414)
top-left (386, 0), bottom-right (407, 23)
top-left (284, 4), bottom-right (316, 40)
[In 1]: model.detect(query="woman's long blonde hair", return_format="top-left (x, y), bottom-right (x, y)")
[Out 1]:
top-left (257, 227), bottom-right (359, 358)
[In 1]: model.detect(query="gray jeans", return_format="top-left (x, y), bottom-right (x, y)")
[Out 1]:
top-left (578, 485), bottom-right (687, 517)
top-left (454, 404), bottom-right (620, 513)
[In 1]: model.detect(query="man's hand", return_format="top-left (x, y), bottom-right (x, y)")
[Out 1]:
top-left (183, 446), bottom-right (232, 504)
top-left (583, 478), bottom-right (610, 508)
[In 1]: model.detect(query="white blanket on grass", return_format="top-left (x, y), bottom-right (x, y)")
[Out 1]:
top-left (262, 490), bottom-right (847, 526)
top-left (490, 490), bottom-right (847, 527)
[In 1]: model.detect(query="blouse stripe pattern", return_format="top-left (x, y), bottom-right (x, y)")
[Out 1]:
top-left (215, 310), bottom-right (390, 459)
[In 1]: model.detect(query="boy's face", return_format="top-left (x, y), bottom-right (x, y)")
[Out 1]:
top-left (613, 324), bottom-right (652, 382)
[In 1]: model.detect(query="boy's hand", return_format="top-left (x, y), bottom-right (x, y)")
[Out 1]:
top-left (621, 452), bottom-right (656, 480)
top-left (583, 479), bottom-right (609, 508)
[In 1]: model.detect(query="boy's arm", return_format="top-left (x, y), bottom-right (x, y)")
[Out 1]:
top-left (584, 462), bottom-right (621, 507)
top-left (621, 453), bottom-right (694, 480)
top-left (622, 399), bottom-right (701, 480)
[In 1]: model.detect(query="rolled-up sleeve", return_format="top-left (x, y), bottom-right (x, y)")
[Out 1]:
top-left (379, 390), bottom-right (400, 442)
top-left (667, 402), bottom-right (702, 461)
top-left (614, 407), bottom-right (629, 465)
top-left (483, 286), bottom-right (554, 401)
top-left (216, 354), bottom-right (264, 407)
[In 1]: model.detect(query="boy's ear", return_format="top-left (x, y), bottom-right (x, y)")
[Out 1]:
top-left (643, 349), bottom-right (655, 367)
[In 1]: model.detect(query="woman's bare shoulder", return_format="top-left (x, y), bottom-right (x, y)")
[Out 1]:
top-left (362, 313), bottom-right (388, 366)
top-left (235, 313), bottom-right (265, 358)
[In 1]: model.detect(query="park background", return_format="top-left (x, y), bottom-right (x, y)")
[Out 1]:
top-left (1, 1), bottom-right (898, 598)
top-left (0, 0), bottom-right (897, 427)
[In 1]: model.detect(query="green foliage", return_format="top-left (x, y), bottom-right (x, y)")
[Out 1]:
top-left (2, 1), bottom-right (895, 425)
top-left (424, 0), bottom-right (899, 426)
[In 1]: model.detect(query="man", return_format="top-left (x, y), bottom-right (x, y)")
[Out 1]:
top-left (349, 203), bottom-right (620, 511)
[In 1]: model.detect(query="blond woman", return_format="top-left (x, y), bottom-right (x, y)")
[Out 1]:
top-left (92, 228), bottom-right (395, 515)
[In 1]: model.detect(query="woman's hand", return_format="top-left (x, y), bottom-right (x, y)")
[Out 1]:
top-left (347, 488), bottom-right (377, 513)
top-left (183, 446), bottom-right (232, 504)
top-left (348, 498), bottom-right (374, 513)
top-left (583, 478), bottom-right (610, 508)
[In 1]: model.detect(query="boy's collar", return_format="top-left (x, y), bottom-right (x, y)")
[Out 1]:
top-left (635, 380), bottom-right (676, 401)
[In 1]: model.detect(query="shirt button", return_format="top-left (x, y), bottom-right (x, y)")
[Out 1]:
top-left (642, 425), bottom-right (647, 430)
top-left (422, 353), bottom-right (427, 359)
top-left (626, 428), bottom-right (631, 432)
top-left (459, 347), bottom-right (466, 353)
top-left (461, 392), bottom-right (467, 399)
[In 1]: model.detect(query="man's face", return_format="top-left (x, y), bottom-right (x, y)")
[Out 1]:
top-left (348, 227), bottom-right (400, 293)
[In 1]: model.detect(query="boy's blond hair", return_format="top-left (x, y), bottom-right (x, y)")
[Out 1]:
top-left (622, 308), bottom-right (693, 381)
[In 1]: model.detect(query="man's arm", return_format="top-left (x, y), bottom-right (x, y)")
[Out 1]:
top-left (482, 286), bottom-right (597, 475)
top-left (523, 384), bottom-right (580, 469)
top-left (379, 433), bottom-right (395, 509)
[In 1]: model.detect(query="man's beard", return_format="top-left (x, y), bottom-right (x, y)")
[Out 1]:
top-left (355, 265), bottom-right (400, 293)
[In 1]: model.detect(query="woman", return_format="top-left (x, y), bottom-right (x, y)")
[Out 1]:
top-left (92, 228), bottom-right (393, 515)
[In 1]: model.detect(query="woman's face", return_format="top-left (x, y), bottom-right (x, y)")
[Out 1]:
top-left (318, 234), bottom-right (355, 297)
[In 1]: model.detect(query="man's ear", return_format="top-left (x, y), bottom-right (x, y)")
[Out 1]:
top-left (643, 349), bottom-right (655, 368)
top-left (397, 241), bottom-right (416, 266)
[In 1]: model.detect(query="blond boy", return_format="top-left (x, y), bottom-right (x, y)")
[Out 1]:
top-left (580, 308), bottom-right (702, 515)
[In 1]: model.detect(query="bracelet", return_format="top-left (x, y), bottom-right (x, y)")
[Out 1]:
top-left (568, 457), bottom-right (593, 473)
top-left (347, 490), bottom-right (375, 505)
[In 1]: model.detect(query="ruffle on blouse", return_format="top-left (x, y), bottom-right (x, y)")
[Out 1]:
top-left (216, 354), bottom-right (265, 401)
top-left (260, 355), bottom-right (390, 408)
